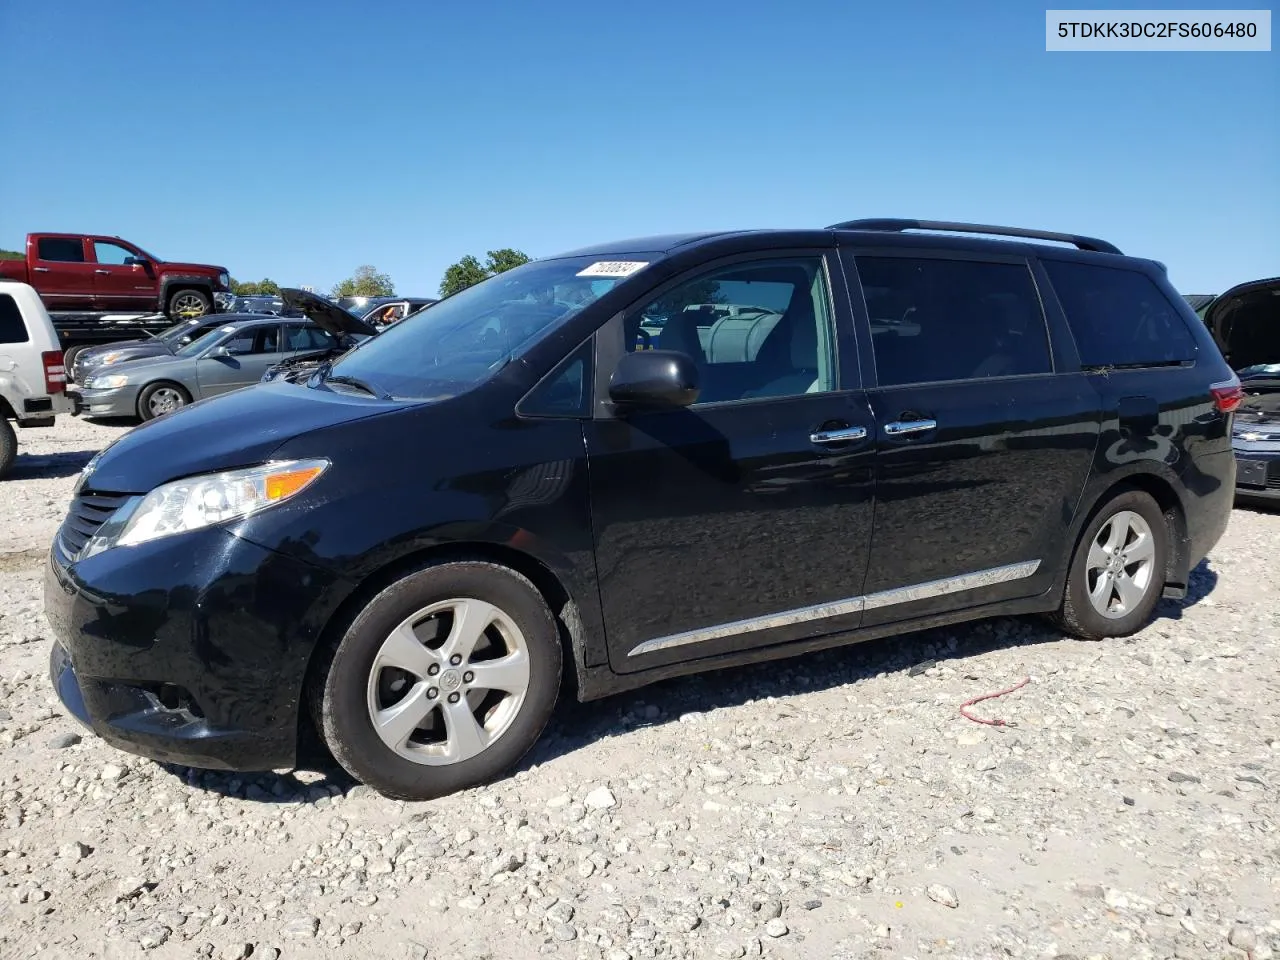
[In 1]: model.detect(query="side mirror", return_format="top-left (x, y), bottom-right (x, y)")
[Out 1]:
top-left (609, 350), bottom-right (699, 411)
top-left (208, 345), bottom-right (232, 358)
top-left (124, 256), bottom-right (149, 267)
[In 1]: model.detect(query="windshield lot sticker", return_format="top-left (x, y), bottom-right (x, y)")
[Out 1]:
top-left (576, 261), bottom-right (649, 277)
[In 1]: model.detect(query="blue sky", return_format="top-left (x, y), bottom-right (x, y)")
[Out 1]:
top-left (0, 0), bottom-right (1274, 296)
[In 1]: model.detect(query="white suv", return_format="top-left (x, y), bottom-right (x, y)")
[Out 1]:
top-left (0, 281), bottom-right (74, 478)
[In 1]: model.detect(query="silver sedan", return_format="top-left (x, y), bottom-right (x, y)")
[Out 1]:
top-left (74, 317), bottom-right (339, 420)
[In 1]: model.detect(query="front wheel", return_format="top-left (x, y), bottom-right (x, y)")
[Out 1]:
top-left (1053, 489), bottom-right (1169, 640)
top-left (137, 381), bottom-right (191, 421)
top-left (310, 561), bottom-right (563, 800)
top-left (166, 288), bottom-right (211, 320)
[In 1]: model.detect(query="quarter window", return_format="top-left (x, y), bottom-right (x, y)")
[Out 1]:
top-left (1043, 260), bottom-right (1197, 368)
top-left (627, 257), bottom-right (837, 403)
top-left (36, 238), bottom-right (85, 263)
top-left (856, 256), bottom-right (1052, 387)
top-left (0, 294), bottom-right (28, 344)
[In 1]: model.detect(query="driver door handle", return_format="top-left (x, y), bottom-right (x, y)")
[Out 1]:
top-left (810, 425), bottom-right (867, 445)
top-left (94, 269), bottom-right (110, 275)
top-left (884, 418), bottom-right (937, 436)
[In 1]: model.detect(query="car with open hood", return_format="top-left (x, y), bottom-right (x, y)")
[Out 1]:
top-left (1196, 277), bottom-right (1280, 502)
top-left (45, 218), bottom-right (1239, 801)
top-left (260, 288), bottom-right (380, 384)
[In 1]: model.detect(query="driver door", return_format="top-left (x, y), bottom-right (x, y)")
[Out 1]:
top-left (197, 323), bottom-right (286, 396)
top-left (582, 250), bottom-right (879, 673)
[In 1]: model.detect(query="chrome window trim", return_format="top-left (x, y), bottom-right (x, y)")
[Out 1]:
top-left (626, 559), bottom-right (1041, 657)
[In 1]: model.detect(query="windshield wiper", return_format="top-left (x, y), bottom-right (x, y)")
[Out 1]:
top-left (323, 374), bottom-right (391, 400)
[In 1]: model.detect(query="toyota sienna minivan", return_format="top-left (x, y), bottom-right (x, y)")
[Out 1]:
top-left (45, 219), bottom-right (1239, 800)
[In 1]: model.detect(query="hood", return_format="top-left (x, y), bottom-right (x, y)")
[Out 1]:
top-left (83, 380), bottom-right (401, 493)
top-left (281, 288), bottom-right (379, 337)
top-left (82, 341), bottom-right (172, 365)
top-left (159, 260), bottom-right (229, 276)
top-left (1203, 276), bottom-right (1280, 371)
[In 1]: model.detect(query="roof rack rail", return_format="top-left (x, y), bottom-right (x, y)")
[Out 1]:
top-left (827, 218), bottom-right (1122, 255)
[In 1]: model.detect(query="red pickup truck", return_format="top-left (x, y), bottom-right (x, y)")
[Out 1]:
top-left (0, 233), bottom-right (230, 319)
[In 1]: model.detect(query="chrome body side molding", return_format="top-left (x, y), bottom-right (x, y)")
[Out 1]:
top-left (626, 559), bottom-right (1041, 657)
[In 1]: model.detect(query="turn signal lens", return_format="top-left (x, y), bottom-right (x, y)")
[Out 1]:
top-left (266, 465), bottom-right (326, 500)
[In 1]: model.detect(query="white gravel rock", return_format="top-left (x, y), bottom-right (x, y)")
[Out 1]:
top-left (1, 417), bottom-right (1277, 959)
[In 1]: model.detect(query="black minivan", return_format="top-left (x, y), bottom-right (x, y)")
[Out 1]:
top-left (45, 219), bottom-right (1240, 800)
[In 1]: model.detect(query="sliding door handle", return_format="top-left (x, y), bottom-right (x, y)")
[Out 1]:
top-left (884, 418), bottom-right (937, 437)
top-left (810, 425), bottom-right (868, 445)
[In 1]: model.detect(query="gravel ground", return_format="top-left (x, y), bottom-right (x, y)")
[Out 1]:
top-left (1, 417), bottom-right (1277, 960)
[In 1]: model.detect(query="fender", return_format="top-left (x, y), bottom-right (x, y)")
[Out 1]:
top-left (158, 274), bottom-right (215, 308)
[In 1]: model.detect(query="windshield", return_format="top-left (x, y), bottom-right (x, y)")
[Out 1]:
top-left (175, 325), bottom-right (235, 358)
top-left (327, 257), bottom-right (639, 399)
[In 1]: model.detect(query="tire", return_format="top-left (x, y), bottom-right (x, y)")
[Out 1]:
top-left (0, 419), bottom-right (15, 480)
top-left (137, 381), bottom-right (191, 421)
top-left (166, 288), bottom-right (211, 320)
top-left (1053, 489), bottom-right (1168, 640)
top-left (309, 561), bottom-right (563, 801)
top-left (62, 345), bottom-right (87, 377)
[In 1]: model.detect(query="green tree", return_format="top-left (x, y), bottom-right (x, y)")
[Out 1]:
top-left (0, 249), bottom-right (22, 261)
top-left (230, 277), bottom-right (282, 296)
top-left (331, 265), bottom-right (395, 299)
top-left (438, 248), bottom-right (531, 297)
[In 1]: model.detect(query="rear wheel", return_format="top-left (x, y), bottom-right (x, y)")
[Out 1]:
top-left (166, 288), bottom-right (211, 320)
top-left (0, 419), bottom-right (15, 479)
top-left (137, 381), bottom-right (190, 421)
top-left (1054, 490), bottom-right (1168, 639)
top-left (309, 561), bottom-right (562, 801)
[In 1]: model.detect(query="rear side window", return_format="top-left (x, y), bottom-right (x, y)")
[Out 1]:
top-left (1043, 261), bottom-right (1196, 368)
top-left (855, 256), bottom-right (1052, 387)
top-left (36, 238), bottom-right (85, 263)
top-left (0, 294), bottom-right (29, 344)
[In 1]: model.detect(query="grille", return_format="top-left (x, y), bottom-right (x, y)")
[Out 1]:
top-left (58, 491), bottom-right (131, 558)
top-left (1269, 461), bottom-right (1280, 489)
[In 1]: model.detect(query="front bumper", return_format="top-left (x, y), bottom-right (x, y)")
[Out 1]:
top-left (1233, 444), bottom-right (1280, 504)
top-left (75, 384), bottom-right (142, 418)
top-left (44, 525), bottom-right (349, 772)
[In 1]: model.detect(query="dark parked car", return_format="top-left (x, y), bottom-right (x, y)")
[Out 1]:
top-left (70, 314), bottom-right (239, 384)
top-left (46, 219), bottom-right (1239, 800)
top-left (1232, 367), bottom-right (1280, 503)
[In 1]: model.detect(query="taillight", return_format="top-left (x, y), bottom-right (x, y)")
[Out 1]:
top-left (42, 350), bottom-right (66, 395)
top-left (1210, 376), bottom-right (1243, 413)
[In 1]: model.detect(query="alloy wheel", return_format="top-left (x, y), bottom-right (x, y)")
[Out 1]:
top-left (148, 387), bottom-right (186, 417)
top-left (365, 597), bottom-right (531, 765)
top-left (1085, 509), bottom-right (1156, 619)
top-left (172, 293), bottom-right (208, 318)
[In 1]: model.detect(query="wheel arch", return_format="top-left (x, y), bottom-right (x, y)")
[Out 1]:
top-left (300, 540), bottom-right (590, 735)
top-left (1068, 469), bottom-right (1191, 598)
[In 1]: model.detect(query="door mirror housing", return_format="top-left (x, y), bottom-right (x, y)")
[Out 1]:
top-left (124, 256), bottom-right (149, 267)
top-left (609, 350), bottom-right (700, 411)
top-left (208, 345), bottom-right (232, 359)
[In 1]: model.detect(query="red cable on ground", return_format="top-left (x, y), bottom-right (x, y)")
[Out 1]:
top-left (960, 676), bottom-right (1030, 726)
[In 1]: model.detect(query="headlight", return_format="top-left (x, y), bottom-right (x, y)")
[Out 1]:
top-left (99, 352), bottom-right (122, 365)
top-left (79, 459), bottom-right (328, 558)
top-left (218, 272), bottom-right (230, 289)
top-left (85, 374), bottom-right (129, 389)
